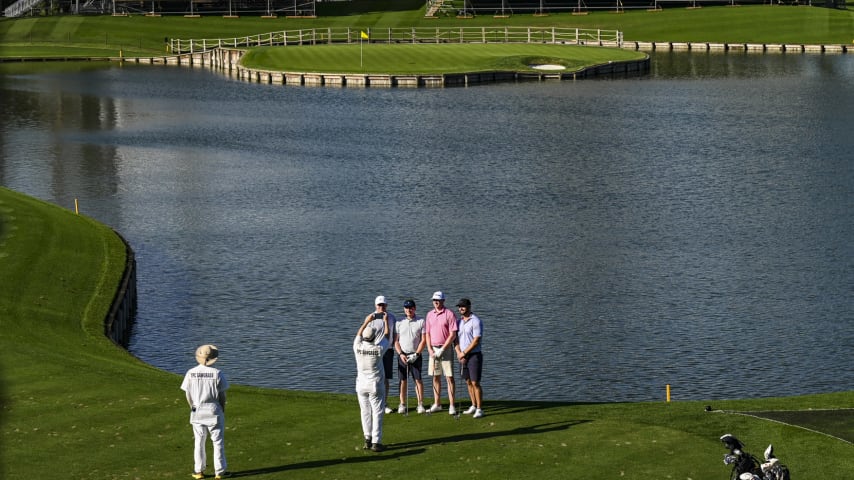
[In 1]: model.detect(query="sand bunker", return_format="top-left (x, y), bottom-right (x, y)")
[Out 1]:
top-left (530, 64), bottom-right (566, 71)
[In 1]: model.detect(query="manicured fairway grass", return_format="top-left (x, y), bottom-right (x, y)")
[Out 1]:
top-left (240, 43), bottom-right (646, 74)
top-left (1, 5), bottom-right (852, 59)
top-left (1, 186), bottom-right (852, 480)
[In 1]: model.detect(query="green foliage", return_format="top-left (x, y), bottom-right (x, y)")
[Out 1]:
top-left (1, 186), bottom-right (852, 479)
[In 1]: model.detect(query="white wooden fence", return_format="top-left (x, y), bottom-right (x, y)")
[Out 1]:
top-left (170, 27), bottom-right (623, 54)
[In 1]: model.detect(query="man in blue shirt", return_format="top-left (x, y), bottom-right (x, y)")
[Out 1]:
top-left (454, 298), bottom-right (484, 418)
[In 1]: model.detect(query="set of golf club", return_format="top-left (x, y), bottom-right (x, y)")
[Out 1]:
top-left (720, 434), bottom-right (791, 480)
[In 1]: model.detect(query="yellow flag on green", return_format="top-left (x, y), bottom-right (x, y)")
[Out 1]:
top-left (360, 31), bottom-right (369, 40)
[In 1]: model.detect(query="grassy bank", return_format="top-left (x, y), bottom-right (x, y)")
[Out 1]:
top-left (1, 186), bottom-right (852, 479)
top-left (1, 5), bottom-right (852, 58)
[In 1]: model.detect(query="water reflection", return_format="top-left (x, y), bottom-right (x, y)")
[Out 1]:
top-left (1, 53), bottom-right (852, 402)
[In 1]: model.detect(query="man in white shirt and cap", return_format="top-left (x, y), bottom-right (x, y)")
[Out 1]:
top-left (354, 323), bottom-right (390, 452)
top-left (362, 295), bottom-right (396, 414)
top-left (181, 344), bottom-right (231, 479)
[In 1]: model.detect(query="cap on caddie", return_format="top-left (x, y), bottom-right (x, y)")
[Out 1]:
top-left (362, 326), bottom-right (377, 342)
top-left (375, 295), bottom-right (387, 306)
top-left (195, 344), bottom-right (219, 366)
top-left (456, 298), bottom-right (471, 308)
top-left (403, 299), bottom-right (416, 308)
top-left (431, 291), bottom-right (445, 300)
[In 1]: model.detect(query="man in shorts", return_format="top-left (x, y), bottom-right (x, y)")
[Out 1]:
top-left (454, 298), bottom-right (484, 418)
top-left (424, 291), bottom-right (458, 415)
top-left (394, 298), bottom-right (426, 414)
top-left (362, 295), bottom-right (397, 414)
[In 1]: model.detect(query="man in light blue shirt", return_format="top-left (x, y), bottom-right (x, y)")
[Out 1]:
top-left (454, 298), bottom-right (484, 418)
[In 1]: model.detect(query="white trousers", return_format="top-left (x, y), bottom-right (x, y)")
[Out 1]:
top-left (357, 386), bottom-right (385, 444)
top-left (192, 417), bottom-right (227, 475)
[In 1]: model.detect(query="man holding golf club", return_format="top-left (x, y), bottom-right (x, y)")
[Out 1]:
top-left (354, 323), bottom-right (390, 452)
top-left (454, 298), bottom-right (485, 418)
top-left (362, 296), bottom-right (396, 414)
top-left (425, 291), bottom-right (459, 415)
top-left (181, 344), bottom-right (231, 479)
top-left (394, 299), bottom-right (426, 414)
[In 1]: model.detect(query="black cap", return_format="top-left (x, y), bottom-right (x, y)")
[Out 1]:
top-left (456, 298), bottom-right (471, 308)
top-left (403, 299), bottom-right (416, 308)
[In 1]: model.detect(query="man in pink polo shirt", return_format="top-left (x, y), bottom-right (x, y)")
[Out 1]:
top-left (424, 291), bottom-right (459, 415)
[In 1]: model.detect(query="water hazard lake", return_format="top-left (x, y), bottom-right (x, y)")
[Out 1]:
top-left (1, 52), bottom-right (852, 402)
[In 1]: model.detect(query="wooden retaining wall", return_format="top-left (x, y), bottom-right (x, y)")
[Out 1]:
top-left (623, 42), bottom-right (850, 53)
top-left (100, 39), bottom-right (850, 88)
top-left (104, 231), bottom-right (138, 348)
top-left (189, 47), bottom-right (652, 87)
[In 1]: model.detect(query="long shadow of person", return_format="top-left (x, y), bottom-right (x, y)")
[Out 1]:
top-left (226, 418), bottom-right (589, 477)
top-left (391, 420), bottom-right (590, 450)
top-left (226, 448), bottom-right (426, 477)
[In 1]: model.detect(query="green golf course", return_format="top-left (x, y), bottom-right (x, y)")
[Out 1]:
top-left (238, 42), bottom-right (646, 74)
top-left (2, 3), bottom-right (854, 478)
top-left (1, 3), bottom-right (852, 71)
top-left (1, 182), bottom-right (852, 480)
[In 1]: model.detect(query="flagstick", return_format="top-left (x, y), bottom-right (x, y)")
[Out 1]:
top-left (360, 36), bottom-right (363, 68)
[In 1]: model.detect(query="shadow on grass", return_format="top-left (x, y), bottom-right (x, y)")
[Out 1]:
top-left (228, 407), bottom-right (590, 477)
top-left (228, 448), bottom-right (427, 477)
top-left (391, 419), bottom-right (590, 450)
top-left (737, 409), bottom-right (854, 444)
top-left (470, 399), bottom-right (609, 417)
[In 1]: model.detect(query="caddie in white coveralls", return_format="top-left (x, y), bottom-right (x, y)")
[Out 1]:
top-left (181, 344), bottom-right (230, 479)
top-left (354, 325), bottom-right (389, 452)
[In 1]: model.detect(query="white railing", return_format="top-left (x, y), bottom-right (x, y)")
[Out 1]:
top-left (170, 26), bottom-right (622, 54)
top-left (4, 0), bottom-right (45, 18)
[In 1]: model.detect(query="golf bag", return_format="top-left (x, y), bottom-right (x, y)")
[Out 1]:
top-left (720, 434), bottom-right (791, 480)
top-left (759, 445), bottom-right (791, 480)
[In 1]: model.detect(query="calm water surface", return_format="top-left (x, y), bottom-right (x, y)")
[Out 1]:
top-left (1, 52), bottom-right (852, 402)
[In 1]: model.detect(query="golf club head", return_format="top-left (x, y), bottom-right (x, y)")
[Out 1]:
top-left (764, 444), bottom-right (775, 461)
top-left (721, 434), bottom-right (745, 453)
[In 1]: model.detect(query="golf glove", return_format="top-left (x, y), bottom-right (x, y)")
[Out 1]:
top-left (407, 353), bottom-right (417, 364)
top-left (434, 347), bottom-right (443, 358)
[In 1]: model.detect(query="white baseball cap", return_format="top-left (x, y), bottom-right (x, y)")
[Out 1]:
top-left (375, 295), bottom-right (387, 305)
top-left (431, 291), bottom-right (445, 300)
top-left (362, 326), bottom-right (376, 342)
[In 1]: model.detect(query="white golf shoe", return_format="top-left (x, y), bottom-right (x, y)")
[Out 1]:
top-left (397, 404), bottom-right (406, 414)
top-left (448, 405), bottom-right (457, 415)
top-left (463, 405), bottom-right (477, 415)
top-left (416, 405), bottom-right (426, 414)
top-left (428, 404), bottom-right (442, 413)
top-left (473, 408), bottom-right (485, 418)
